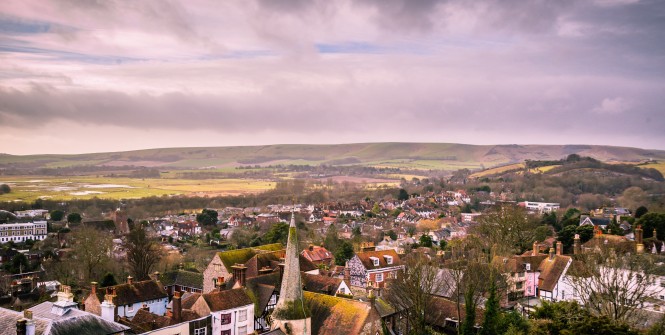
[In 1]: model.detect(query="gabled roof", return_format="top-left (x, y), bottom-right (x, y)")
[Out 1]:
top-left (537, 255), bottom-right (571, 292)
top-left (216, 243), bottom-right (284, 270)
top-left (301, 246), bottom-right (333, 262)
top-left (354, 249), bottom-right (402, 270)
top-left (302, 273), bottom-right (343, 295)
top-left (101, 280), bottom-right (168, 307)
top-left (159, 270), bottom-right (203, 290)
top-left (304, 291), bottom-right (378, 335)
top-left (201, 288), bottom-right (253, 312)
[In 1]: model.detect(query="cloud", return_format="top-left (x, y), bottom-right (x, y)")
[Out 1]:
top-left (591, 97), bottom-right (631, 115)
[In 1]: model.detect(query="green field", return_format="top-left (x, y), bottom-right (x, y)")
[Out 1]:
top-left (0, 176), bottom-right (275, 202)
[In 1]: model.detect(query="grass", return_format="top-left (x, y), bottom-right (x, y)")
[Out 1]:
top-left (470, 163), bottom-right (525, 178)
top-left (637, 161), bottom-right (665, 175)
top-left (0, 176), bottom-right (274, 202)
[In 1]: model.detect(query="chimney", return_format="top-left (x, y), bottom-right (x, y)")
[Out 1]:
top-left (573, 234), bottom-right (581, 255)
top-left (101, 289), bottom-right (116, 322)
top-left (556, 241), bottom-right (562, 256)
top-left (90, 282), bottom-right (98, 296)
top-left (24, 310), bottom-right (35, 335)
top-left (127, 276), bottom-right (133, 285)
top-left (231, 264), bottom-right (247, 287)
top-left (636, 225), bottom-right (644, 254)
top-left (309, 245), bottom-right (314, 251)
top-left (16, 319), bottom-right (26, 335)
top-left (344, 261), bottom-right (351, 283)
top-left (172, 291), bottom-right (182, 323)
top-left (532, 241), bottom-right (539, 256)
top-left (57, 285), bottom-right (73, 302)
top-left (548, 247), bottom-right (555, 260)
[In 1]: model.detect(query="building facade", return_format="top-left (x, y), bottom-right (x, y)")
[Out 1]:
top-left (0, 221), bottom-right (47, 244)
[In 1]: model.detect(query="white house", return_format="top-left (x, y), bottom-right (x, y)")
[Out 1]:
top-left (0, 221), bottom-right (47, 244)
top-left (182, 288), bottom-right (255, 335)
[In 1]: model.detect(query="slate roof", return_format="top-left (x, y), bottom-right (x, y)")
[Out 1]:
top-left (537, 255), bottom-right (571, 292)
top-left (355, 249), bottom-right (402, 270)
top-left (492, 254), bottom-right (548, 274)
top-left (100, 280), bottom-right (168, 307)
top-left (159, 270), bottom-right (203, 290)
top-left (2, 301), bottom-right (130, 335)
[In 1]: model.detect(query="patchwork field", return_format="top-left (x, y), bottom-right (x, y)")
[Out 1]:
top-left (470, 163), bottom-right (525, 178)
top-left (0, 176), bottom-right (275, 202)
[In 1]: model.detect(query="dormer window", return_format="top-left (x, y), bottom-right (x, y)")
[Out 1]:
top-left (370, 257), bottom-right (380, 266)
top-left (384, 256), bottom-right (393, 265)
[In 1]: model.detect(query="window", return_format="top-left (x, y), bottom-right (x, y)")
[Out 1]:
top-left (376, 273), bottom-right (384, 282)
top-left (562, 290), bottom-right (566, 300)
top-left (518, 272), bottom-right (525, 278)
top-left (214, 263), bottom-right (222, 271)
top-left (221, 331), bottom-right (231, 335)
top-left (127, 305), bottom-right (134, 312)
top-left (238, 309), bottom-right (247, 322)
top-left (220, 313), bottom-right (232, 325)
top-left (370, 257), bottom-right (379, 266)
top-left (516, 282), bottom-right (523, 290)
top-left (384, 256), bottom-right (393, 265)
top-left (269, 294), bottom-right (277, 305)
top-left (238, 326), bottom-right (247, 335)
top-left (194, 327), bottom-right (207, 335)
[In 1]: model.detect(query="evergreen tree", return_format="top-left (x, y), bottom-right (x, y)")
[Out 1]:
top-left (462, 287), bottom-right (477, 335)
top-left (480, 274), bottom-right (500, 335)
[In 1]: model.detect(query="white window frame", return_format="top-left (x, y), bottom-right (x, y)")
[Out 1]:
top-left (376, 273), bottom-right (384, 282)
top-left (238, 325), bottom-right (247, 335)
top-left (370, 257), bottom-right (379, 266)
top-left (385, 256), bottom-right (393, 265)
top-left (238, 309), bottom-right (247, 322)
top-left (194, 327), bottom-right (207, 335)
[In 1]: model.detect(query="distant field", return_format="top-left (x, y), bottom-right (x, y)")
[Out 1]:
top-left (637, 161), bottom-right (665, 175)
top-left (470, 163), bottom-right (525, 178)
top-left (529, 165), bottom-right (561, 173)
top-left (0, 176), bottom-right (275, 202)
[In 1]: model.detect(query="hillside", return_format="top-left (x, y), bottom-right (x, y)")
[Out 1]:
top-left (2, 143), bottom-right (664, 172)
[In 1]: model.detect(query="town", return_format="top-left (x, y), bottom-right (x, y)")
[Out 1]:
top-left (1, 175), bottom-right (664, 335)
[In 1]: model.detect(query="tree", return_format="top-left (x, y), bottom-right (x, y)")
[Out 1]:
top-left (385, 253), bottom-right (447, 335)
top-left (531, 300), bottom-right (638, 335)
top-left (387, 230), bottom-right (397, 241)
top-left (50, 210), bottom-right (65, 221)
top-left (480, 273), bottom-right (500, 335)
top-left (461, 287), bottom-right (477, 335)
top-left (635, 206), bottom-right (648, 219)
top-left (0, 184), bottom-right (10, 194)
top-left (126, 224), bottom-right (163, 280)
top-left (568, 248), bottom-right (658, 327)
top-left (196, 208), bottom-right (218, 226)
top-left (619, 186), bottom-right (648, 211)
top-left (636, 212), bottom-right (665, 240)
top-left (263, 222), bottom-right (289, 244)
top-left (398, 188), bottom-right (409, 201)
top-left (476, 204), bottom-right (539, 254)
top-left (100, 272), bottom-right (118, 287)
top-left (71, 226), bottom-right (112, 283)
top-left (371, 203), bottom-right (381, 214)
top-left (419, 234), bottom-right (433, 248)
top-left (333, 240), bottom-right (354, 266)
top-left (6, 253), bottom-right (29, 274)
top-left (352, 226), bottom-right (361, 237)
top-left (67, 212), bottom-right (82, 224)
top-left (324, 224), bottom-right (340, 254)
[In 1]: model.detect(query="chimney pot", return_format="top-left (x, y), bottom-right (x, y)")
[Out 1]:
top-left (91, 282), bottom-right (97, 295)
top-left (127, 276), bottom-right (133, 284)
top-left (549, 247), bottom-right (555, 260)
top-left (532, 241), bottom-right (539, 256)
top-left (556, 241), bottom-right (562, 255)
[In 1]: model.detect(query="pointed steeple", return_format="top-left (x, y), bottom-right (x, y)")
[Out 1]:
top-left (275, 208), bottom-right (303, 309)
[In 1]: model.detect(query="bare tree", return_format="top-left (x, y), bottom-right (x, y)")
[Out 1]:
top-left (568, 248), bottom-right (658, 326)
top-left (71, 226), bottom-right (112, 283)
top-left (126, 224), bottom-right (163, 280)
top-left (475, 204), bottom-right (539, 254)
top-left (385, 253), bottom-right (447, 335)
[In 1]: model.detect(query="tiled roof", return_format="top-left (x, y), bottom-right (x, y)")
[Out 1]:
top-left (355, 249), bottom-right (402, 270)
top-left (101, 280), bottom-right (168, 307)
top-left (0, 307), bottom-right (49, 335)
top-left (537, 255), bottom-right (571, 292)
top-left (304, 291), bottom-right (378, 335)
top-left (301, 246), bottom-right (333, 263)
top-left (302, 273), bottom-right (342, 295)
top-left (124, 308), bottom-right (171, 332)
top-left (159, 270), bottom-right (203, 290)
top-left (202, 288), bottom-right (253, 312)
top-left (427, 296), bottom-right (483, 327)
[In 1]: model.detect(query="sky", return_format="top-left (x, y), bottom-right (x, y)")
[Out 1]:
top-left (1, 0), bottom-right (664, 155)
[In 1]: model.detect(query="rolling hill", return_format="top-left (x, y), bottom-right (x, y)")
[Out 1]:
top-left (2, 143), bottom-right (664, 172)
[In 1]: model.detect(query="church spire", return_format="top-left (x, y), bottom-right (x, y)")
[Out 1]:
top-left (275, 208), bottom-right (303, 309)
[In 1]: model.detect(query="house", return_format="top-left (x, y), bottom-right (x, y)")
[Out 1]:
top-left (492, 242), bottom-right (548, 301)
top-left (177, 220), bottom-right (201, 236)
top-left (518, 201), bottom-right (560, 213)
top-left (182, 288), bottom-right (254, 335)
top-left (347, 249), bottom-right (404, 288)
top-left (202, 243), bottom-right (283, 293)
top-left (579, 215), bottom-right (611, 230)
top-left (301, 245), bottom-right (334, 267)
top-left (302, 273), bottom-right (352, 296)
top-left (119, 291), bottom-right (211, 334)
top-left (0, 221), bottom-right (47, 244)
top-left (157, 269), bottom-right (203, 296)
top-left (536, 247), bottom-right (572, 302)
top-left (84, 277), bottom-right (169, 319)
top-left (0, 285), bottom-right (130, 335)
